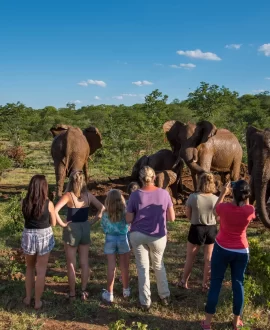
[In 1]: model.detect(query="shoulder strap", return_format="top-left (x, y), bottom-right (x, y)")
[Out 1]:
top-left (69, 192), bottom-right (76, 208)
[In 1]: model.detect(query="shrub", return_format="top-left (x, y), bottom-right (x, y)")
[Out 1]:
top-left (6, 145), bottom-right (26, 166)
top-left (0, 154), bottom-right (12, 176)
top-left (4, 192), bottom-right (26, 234)
top-left (245, 238), bottom-right (270, 305)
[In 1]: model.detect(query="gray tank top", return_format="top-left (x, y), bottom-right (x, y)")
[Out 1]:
top-left (186, 193), bottom-right (218, 225)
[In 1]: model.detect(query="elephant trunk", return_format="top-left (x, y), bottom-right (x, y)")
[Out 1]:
top-left (181, 147), bottom-right (205, 175)
top-left (254, 167), bottom-right (270, 228)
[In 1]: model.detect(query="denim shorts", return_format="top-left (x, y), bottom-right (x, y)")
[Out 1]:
top-left (104, 234), bottom-right (130, 254)
top-left (21, 227), bottom-right (55, 256)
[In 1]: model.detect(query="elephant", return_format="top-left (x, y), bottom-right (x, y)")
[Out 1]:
top-left (131, 149), bottom-right (184, 202)
top-left (155, 170), bottom-right (178, 204)
top-left (246, 126), bottom-right (270, 228)
top-left (163, 120), bottom-right (243, 190)
top-left (50, 124), bottom-right (102, 197)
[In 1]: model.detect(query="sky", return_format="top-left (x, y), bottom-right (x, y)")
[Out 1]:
top-left (0, 0), bottom-right (270, 108)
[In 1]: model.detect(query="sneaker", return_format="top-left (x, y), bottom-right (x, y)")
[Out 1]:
top-left (123, 287), bottom-right (130, 298)
top-left (140, 304), bottom-right (151, 312)
top-left (102, 290), bottom-right (113, 303)
top-left (160, 296), bottom-right (171, 306)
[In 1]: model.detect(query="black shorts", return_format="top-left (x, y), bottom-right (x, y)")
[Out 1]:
top-left (188, 224), bottom-right (217, 246)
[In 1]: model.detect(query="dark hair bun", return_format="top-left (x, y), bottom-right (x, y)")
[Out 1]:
top-left (233, 180), bottom-right (251, 206)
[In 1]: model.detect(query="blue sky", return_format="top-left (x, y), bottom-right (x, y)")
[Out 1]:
top-left (0, 0), bottom-right (270, 108)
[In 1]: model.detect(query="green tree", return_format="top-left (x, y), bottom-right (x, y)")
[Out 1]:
top-left (187, 82), bottom-right (239, 121)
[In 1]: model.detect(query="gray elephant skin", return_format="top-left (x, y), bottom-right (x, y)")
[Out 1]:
top-left (50, 124), bottom-right (102, 197)
top-left (131, 149), bottom-right (184, 202)
top-left (246, 126), bottom-right (270, 228)
top-left (163, 120), bottom-right (243, 190)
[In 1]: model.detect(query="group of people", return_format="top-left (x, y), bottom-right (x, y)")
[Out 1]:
top-left (20, 167), bottom-right (255, 330)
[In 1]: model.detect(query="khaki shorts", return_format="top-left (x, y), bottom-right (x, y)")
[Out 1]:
top-left (62, 221), bottom-right (91, 247)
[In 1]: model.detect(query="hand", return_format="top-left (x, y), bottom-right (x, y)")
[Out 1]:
top-left (61, 221), bottom-right (72, 228)
top-left (220, 181), bottom-right (231, 196)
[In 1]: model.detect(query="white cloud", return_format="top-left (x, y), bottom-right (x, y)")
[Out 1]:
top-left (170, 63), bottom-right (196, 69)
top-left (122, 93), bottom-right (137, 97)
top-left (176, 49), bottom-right (221, 61)
top-left (87, 79), bottom-right (106, 87)
top-left (113, 96), bottom-right (123, 100)
top-left (258, 44), bottom-right (270, 56)
top-left (265, 77), bottom-right (270, 80)
top-left (77, 81), bottom-right (88, 87)
top-left (252, 89), bottom-right (266, 93)
top-left (225, 44), bottom-right (242, 50)
top-left (73, 100), bottom-right (82, 104)
top-left (94, 96), bottom-right (101, 100)
top-left (132, 80), bottom-right (153, 86)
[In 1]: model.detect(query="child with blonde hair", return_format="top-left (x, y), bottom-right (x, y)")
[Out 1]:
top-left (101, 189), bottom-right (130, 302)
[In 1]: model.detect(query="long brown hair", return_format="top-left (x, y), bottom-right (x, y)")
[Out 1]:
top-left (105, 189), bottom-right (126, 223)
top-left (22, 175), bottom-right (48, 219)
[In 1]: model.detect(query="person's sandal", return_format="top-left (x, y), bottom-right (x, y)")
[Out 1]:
top-left (81, 290), bottom-right (89, 301)
top-left (202, 284), bottom-right (209, 293)
top-left (232, 320), bottom-right (244, 330)
top-left (67, 293), bottom-right (76, 302)
top-left (201, 320), bottom-right (211, 330)
top-left (177, 279), bottom-right (189, 289)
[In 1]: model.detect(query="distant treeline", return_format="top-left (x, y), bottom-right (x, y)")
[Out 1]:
top-left (1, 82), bottom-right (270, 175)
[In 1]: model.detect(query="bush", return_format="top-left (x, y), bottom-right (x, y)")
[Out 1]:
top-left (245, 238), bottom-right (270, 306)
top-left (6, 145), bottom-right (26, 166)
top-left (4, 192), bottom-right (26, 234)
top-left (0, 154), bottom-right (12, 176)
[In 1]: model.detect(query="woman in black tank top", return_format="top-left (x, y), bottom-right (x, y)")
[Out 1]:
top-left (54, 170), bottom-right (105, 301)
top-left (21, 175), bottom-right (56, 310)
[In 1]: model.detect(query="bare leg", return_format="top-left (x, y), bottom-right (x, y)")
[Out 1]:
top-left (64, 244), bottom-right (78, 296)
top-left (107, 254), bottom-right (116, 293)
top-left (119, 252), bottom-right (130, 289)
top-left (24, 254), bottom-right (36, 305)
top-left (35, 253), bottom-right (50, 309)
top-left (181, 242), bottom-right (200, 288)
top-left (203, 244), bottom-right (214, 288)
top-left (78, 244), bottom-right (90, 291)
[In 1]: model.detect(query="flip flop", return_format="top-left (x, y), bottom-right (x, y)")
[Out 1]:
top-left (200, 320), bottom-right (211, 330)
top-left (34, 300), bottom-right (43, 310)
top-left (81, 290), bottom-right (89, 301)
top-left (22, 297), bottom-right (31, 307)
top-left (232, 320), bottom-right (244, 330)
top-left (202, 284), bottom-right (209, 293)
top-left (177, 280), bottom-right (189, 289)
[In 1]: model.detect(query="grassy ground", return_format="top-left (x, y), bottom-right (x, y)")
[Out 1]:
top-left (0, 142), bottom-right (269, 329)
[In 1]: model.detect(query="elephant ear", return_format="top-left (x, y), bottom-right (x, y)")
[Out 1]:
top-left (83, 126), bottom-right (102, 155)
top-left (163, 120), bottom-right (184, 150)
top-left (50, 124), bottom-right (70, 137)
top-left (196, 121), bottom-right (217, 145)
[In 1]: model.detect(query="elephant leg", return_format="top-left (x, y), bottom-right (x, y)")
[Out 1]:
top-left (166, 187), bottom-right (176, 205)
top-left (191, 171), bottom-right (197, 191)
top-left (230, 159), bottom-right (241, 181)
top-left (55, 162), bottom-right (66, 197)
top-left (83, 162), bottom-right (89, 183)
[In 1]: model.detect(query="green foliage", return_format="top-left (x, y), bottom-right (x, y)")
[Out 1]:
top-left (245, 238), bottom-right (270, 305)
top-left (4, 192), bottom-right (26, 234)
top-left (109, 320), bottom-right (153, 330)
top-left (0, 84), bottom-right (270, 178)
top-left (0, 154), bottom-right (12, 176)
